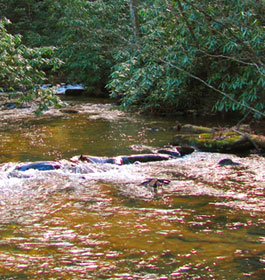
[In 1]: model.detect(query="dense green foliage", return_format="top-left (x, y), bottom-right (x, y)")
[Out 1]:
top-left (0, 18), bottom-right (62, 112)
top-left (0, 0), bottom-right (61, 46)
top-left (107, 0), bottom-right (265, 117)
top-left (0, 0), bottom-right (264, 117)
top-left (56, 0), bottom-right (131, 93)
top-left (0, 0), bottom-right (132, 93)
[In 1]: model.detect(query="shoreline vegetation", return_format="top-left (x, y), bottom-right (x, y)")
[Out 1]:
top-left (0, 0), bottom-right (264, 121)
top-left (1, 92), bottom-right (264, 156)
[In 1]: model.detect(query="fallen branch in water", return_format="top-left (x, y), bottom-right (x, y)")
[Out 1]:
top-left (139, 178), bottom-right (171, 194)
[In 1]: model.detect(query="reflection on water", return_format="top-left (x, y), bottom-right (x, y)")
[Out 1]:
top-left (0, 99), bottom-right (177, 162)
top-left (0, 97), bottom-right (264, 279)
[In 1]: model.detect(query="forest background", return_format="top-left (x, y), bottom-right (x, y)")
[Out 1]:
top-left (0, 0), bottom-right (264, 118)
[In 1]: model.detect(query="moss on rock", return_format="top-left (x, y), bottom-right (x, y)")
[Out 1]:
top-left (171, 132), bottom-right (253, 152)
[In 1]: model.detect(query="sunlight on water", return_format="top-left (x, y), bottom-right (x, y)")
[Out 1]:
top-left (0, 97), bottom-right (264, 279)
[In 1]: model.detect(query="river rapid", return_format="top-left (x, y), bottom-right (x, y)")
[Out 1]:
top-left (0, 97), bottom-right (264, 279)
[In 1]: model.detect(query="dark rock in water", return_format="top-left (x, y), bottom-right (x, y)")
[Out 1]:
top-left (218, 159), bottom-right (240, 166)
top-left (157, 149), bottom-right (181, 158)
top-left (78, 155), bottom-right (114, 164)
top-left (3, 102), bottom-right (16, 109)
top-left (16, 162), bottom-right (61, 171)
top-left (60, 108), bottom-right (79, 114)
top-left (75, 154), bottom-right (172, 165)
top-left (1, 102), bottom-right (29, 110)
top-left (171, 121), bottom-right (182, 131)
top-left (74, 150), bottom-right (196, 166)
top-left (120, 154), bottom-right (171, 164)
top-left (65, 88), bottom-right (85, 95)
top-left (158, 146), bottom-right (194, 157)
top-left (175, 146), bottom-right (195, 156)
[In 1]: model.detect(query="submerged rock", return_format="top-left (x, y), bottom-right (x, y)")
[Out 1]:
top-left (129, 144), bottom-right (155, 153)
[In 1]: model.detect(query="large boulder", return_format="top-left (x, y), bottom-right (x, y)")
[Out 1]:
top-left (171, 123), bottom-right (265, 153)
top-left (171, 131), bottom-right (254, 153)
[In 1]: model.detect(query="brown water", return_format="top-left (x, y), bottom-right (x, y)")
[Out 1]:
top-left (0, 97), bottom-right (264, 279)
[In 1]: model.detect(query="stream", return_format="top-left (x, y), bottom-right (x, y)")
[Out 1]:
top-left (0, 96), bottom-right (264, 279)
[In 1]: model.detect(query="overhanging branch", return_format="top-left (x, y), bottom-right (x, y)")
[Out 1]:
top-left (159, 58), bottom-right (265, 117)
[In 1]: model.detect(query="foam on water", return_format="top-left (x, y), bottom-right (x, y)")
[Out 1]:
top-left (0, 151), bottom-right (264, 213)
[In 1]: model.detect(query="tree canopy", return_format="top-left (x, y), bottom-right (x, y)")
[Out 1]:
top-left (0, 18), bottom-right (62, 113)
top-left (0, 0), bottom-right (264, 117)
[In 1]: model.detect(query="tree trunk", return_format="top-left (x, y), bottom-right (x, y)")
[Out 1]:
top-left (129, 0), bottom-right (139, 40)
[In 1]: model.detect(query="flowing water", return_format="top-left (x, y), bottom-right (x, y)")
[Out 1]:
top-left (0, 97), bottom-right (264, 279)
